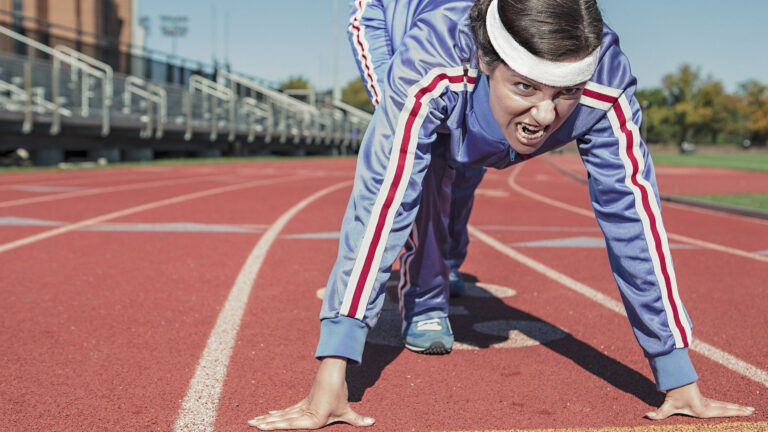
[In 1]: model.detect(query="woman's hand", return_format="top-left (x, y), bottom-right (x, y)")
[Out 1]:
top-left (248, 357), bottom-right (375, 430)
top-left (645, 382), bottom-right (755, 420)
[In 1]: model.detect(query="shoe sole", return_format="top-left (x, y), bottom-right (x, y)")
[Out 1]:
top-left (404, 341), bottom-right (452, 355)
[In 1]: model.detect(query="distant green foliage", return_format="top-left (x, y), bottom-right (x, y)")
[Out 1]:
top-left (341, 78), bottom-right (374, 113)
top-left (636, 64), bottom-right (767, 147)
top-left (279, 75), bottom-right (312, 91)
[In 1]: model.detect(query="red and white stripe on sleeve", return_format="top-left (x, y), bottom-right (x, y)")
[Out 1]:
top-left (349, 0), bottom-right (382, 106)
top-left (580, 82), bottom-right (693, 348)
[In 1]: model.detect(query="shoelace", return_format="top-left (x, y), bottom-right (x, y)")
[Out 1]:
top-left (416, 318), bottom-right (443, 331)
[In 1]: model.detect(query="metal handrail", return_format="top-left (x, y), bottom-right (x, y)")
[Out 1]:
top-left (185, 74), bottom-right (234, 141)
top-left (0, 77), bottom-right (73, 133)
top-left (53, 45), bottom-right (113, 136)
top-left (219, 71), bottom-right (318, 114)
top-left (54, 45), bottom-right (115, 128)
top-left (333, 100), bottom-right (373, 122)
top-left (0, 24), bottom-right (86, 135)
top-left (123, 76), bottom-right (166, 139)
top-left (241, 97), bottom-right (273, 143)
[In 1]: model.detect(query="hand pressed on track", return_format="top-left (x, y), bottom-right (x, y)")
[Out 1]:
top-left (247, 357), bottom-right (375, 430)
top-left (645, 382), bottom-right (755, 420)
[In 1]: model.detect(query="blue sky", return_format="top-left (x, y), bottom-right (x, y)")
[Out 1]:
top-left (140, 0), bottom-right (768, 92)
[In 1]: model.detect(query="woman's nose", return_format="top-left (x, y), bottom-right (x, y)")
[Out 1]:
top-left (531, 99), bottom-right (556, 126)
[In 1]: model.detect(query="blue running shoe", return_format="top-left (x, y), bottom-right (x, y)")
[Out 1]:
top-left (449, 270), bottom-right (466, 297)
top-left (403, 317), bottom-right (454, 354)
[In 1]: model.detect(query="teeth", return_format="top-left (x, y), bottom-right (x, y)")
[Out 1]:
top-left (516, 123), bottom-right (544, 139)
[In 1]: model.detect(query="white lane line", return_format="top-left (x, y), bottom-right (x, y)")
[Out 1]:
top-left (0, 175), bottom-right (307, 255)
top-left (468, 224), bottom-right (768, 388)
top-left (173, 180), bottom-right (352, 432)
top-left (0, 173), bottom-right (233, 208)
top-left (0, 168), bottom-right (180, 191)
top-left (507, 165), bottom-right (768, 264)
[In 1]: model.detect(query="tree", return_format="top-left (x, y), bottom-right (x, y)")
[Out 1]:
top-left (636, 87), bottom-right (676, 144)
top-left (279, 75), bottom-right (312, 91)
top-left (739, 80), bottom-right (768, 145)
top-left (695, 81), bottom-right (741, 144)
top-left (661, 64), bottom-right (709, 146)
top-left (341, 78), bottom-right (374, 113)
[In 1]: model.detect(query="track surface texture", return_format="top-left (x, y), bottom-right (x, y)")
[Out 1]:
top-left (0, 155), bottom-right (766, 432)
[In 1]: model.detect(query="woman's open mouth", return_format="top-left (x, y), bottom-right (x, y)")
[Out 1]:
top-left (515, 123), bottom-right (547, 146)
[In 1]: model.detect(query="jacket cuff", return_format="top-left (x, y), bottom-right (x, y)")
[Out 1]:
top-left (648, 348), bottom-right (698, 391)
top-left (315, 316), bottom-right (368, 365)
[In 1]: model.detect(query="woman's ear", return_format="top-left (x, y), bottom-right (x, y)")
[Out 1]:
top-left (478, 51), bottom-right (489, 75)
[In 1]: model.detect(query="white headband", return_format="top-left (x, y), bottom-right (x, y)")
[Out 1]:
top-left (485, 0), bottom-right (600, 87)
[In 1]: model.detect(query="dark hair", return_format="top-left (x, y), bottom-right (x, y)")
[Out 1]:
top-left (470, 0), bottom-right (603, 72)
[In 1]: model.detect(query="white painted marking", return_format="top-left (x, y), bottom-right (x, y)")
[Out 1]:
top-left (475, 225), bottom-right (601, 232)
top-left (0, 175), bottom-right (306, 255)
top-left (511, 236), bottom-right (695, 249)
top-left (12, 185), bottom-right (89, 192)
top-left (474, 320), bottom-right (567, 349)
top-left (507, 165), bottom-right (768, 264)
top-left (0, 173), bottom-right (227, 209)
top-left (474, 188), bottom-right (510, 198)
top-left (173, 181), bottom-right (352, 432)
top-left (467, 224), bottom-right (768, 388)
top-left (283, 232), bottom-right (341, 240)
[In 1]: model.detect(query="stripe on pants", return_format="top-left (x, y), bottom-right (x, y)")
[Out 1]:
top-left (398, 224), bottom-right (418, 318)
top-left (341, 66), bottom-right (477, 320)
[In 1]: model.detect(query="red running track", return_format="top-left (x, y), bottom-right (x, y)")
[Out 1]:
top-left (0, 156), bottom-right (766, 431)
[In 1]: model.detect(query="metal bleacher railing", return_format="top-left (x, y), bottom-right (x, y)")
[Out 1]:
top-left (0, 20), bottom-right (371, 163)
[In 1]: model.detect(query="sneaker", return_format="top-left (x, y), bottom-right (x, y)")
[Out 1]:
top-left (449, 270), bottom-right (466, 297)
top-left (403, 317), bottom-right (454, 354)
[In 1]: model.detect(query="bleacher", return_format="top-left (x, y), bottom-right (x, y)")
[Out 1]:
top-left (0, 22), bottom-right (371, 166)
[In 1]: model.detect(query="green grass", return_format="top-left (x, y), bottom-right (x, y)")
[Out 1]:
top-left (683, 193), bottom-right (768, 212)
top-left (651, 152), bottom-right (768, 172)
top-left (0, 154), bottom-right (355, 174)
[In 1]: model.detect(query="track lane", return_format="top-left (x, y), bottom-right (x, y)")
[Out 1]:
top-left (0, 175), bottom-right (311, 254)
top-left (0, 164), bottom-right (352, 431)
top-left (174, 180), bottom-right (352, 431)
top-left (2, 157), bottom-right (764, 431)
top-left (510, 160), bottom-right (768, 262)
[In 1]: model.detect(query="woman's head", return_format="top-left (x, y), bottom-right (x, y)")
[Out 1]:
top-left (470, 0), bottom-right (603, 154)
top-left (470, 0), bottom-right (603, 71)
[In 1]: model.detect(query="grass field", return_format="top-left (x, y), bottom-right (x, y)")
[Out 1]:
top-left (651, 151), bottom-right (768, 173)
top-left (648, 148), bottom-right (768, 213)
top-left (682, 193), bottom-right (768, 212)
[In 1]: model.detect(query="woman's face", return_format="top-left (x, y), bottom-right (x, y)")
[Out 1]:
top-left (483, 62), bottom-right (586, 154)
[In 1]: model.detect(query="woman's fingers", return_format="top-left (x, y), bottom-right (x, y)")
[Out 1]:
top-left (328, 406), bottom-right (375, 427)
top-left (645, 397), bottom-right (755, 420)
top-left (251, 413), bottom-right (323, 430)
top-left (694, 399), bottom-right (755, 418)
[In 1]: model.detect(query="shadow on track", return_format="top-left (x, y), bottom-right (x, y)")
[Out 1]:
top-left (346, 271), bottom-right (664, 407)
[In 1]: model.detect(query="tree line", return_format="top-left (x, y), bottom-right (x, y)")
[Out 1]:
top-left (636, 64), bottom-right (766, 147)
top-left (281, 64), bottom-right (768, 148)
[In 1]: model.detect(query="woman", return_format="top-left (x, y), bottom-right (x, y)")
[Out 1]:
top-left (249, 0), bottom-right (755, 428)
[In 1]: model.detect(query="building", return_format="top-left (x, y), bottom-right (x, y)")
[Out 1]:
top-left (0, 0), bottom-right (132, 45)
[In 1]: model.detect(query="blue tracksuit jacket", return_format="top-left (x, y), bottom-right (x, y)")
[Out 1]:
top-left (316, 0), bottom-right (697, 391)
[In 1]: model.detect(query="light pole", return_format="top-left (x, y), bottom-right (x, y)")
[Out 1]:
top-left (160, 15), bottom-right (188, 58)
top-left (332, 0), bottom-right (340, 102)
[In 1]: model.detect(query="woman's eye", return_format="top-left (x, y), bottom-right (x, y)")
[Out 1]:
top-left (514, 82), bottom-right (533, 92)
top-left (560, 88), bottom-right (582, 97)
